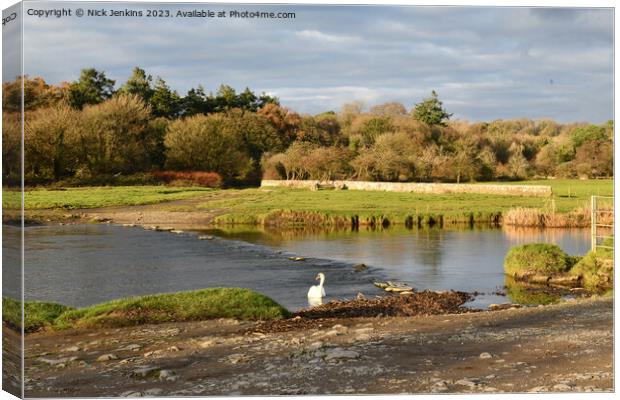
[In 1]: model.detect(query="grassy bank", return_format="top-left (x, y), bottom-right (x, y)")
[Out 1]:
top-left (4, 179), bottom-right (611, 228)
top-left (504, 240), bottom-right (613, 291)
top-left (3, 186), bottom-right (212, 210)
top-left (3, 289), bottom-right (290, 332)
top-left (2, 297), bottom-right (74, 332)
top-left (204, 180), bottom-right (611, 227)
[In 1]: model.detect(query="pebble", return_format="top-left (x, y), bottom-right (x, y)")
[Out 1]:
top-left (158, 369), bottom-right (177, 381)
top-left (455, 379), bottom-right (478, 388)
top-left (63, 346), bottom-right (80, 352)
top-left (122, 344), bottom-right (142, 351)
top-left (38, 356), bottom-right (78, 366)
top-left (553, 383), bottom-right (573, 391)
top-left (96, 354), bottom-right (118, 362)
top-left (131, 366), bottom-right (160, 378)
top-left (324, 348), bottom-right (360, 362)
top-left (479, 352), bottom-right (493, 359)
top-left (308, 341), bottom-right (324, 351)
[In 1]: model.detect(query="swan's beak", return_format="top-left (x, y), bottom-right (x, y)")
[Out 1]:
top-left (315, 275), bottom-right (320, 281)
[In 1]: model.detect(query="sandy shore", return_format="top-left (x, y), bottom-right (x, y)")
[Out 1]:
top-left (17, 296), bottom-right (612, 397)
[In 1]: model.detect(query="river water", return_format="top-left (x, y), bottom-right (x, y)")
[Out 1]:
top-left (3, 224), bottom-right (590, 310)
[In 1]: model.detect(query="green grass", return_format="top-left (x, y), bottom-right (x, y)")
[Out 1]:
top-left (53, 288), bottom-right (290, 330)
top-left (2, 297), bottom-right (74, 332)
top-left (3, 186), bottom-right (212, 210)
top-left (504, 243), bottom-right (573, 277)
top-left (198, 179), bottom-right (611, 226)
top-left (4, 180), bottom-right (612, 226)
top-left (569, 239), bottom-right (614, 290)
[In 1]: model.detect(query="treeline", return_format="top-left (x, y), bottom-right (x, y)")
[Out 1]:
top-left (2, 68), bottom-right (614, 186)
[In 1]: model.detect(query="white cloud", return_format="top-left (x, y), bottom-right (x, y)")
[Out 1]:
top-left (14, 3), bottom-right (613, 123)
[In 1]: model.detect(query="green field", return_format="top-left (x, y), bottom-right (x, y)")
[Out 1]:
top-left (202, 180), bottom-right (613, 225)
top-left (3, 186), bottom-right (212, 210)
top-left (2, 180), bottom-right (612, 226)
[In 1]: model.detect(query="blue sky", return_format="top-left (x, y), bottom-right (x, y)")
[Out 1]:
top-left (9, 2), bottom-right (615, 122)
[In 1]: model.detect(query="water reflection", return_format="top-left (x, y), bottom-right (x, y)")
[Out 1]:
top-left (504, 276), bottom-right (562, 305)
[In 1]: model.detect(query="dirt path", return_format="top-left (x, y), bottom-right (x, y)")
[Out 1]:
top-left (20, 297), bottom-right (612, 397)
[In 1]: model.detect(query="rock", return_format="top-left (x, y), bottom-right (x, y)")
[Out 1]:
top-left (331, 324), bottom-right (348, 334)
top-left (96, 354), bottom-right (118, 362)
top-left (170, 229), bottom-right (184, 234)
top-left (143, 388), bottom-right (163, 396)
top-left (158, 369), bottom-right (177, 381)
top-left (455, 379), bottom-right (479, 388)
top-left (131, 366), bottom-right (160, 378)
top-left (479, 352), bottom-right (493, 359)
top-left (63, 345), bottom-right (80, 352)
top-left (430, 381), bottom-right (450, 393)
top-left (308, 341), bottom-right (324, 351)
top-left (289, 256), bottom-right (306, 261)
top-left (167, 346), bottom-right (180, 352)
top-left (38, 356), bottom-right (78, 366)
top-left (324, 348), bottom-right (360, 362)
top-left (220, 353), bottom-right (251, 364)
top-left (198, 235), bottom-right (214, 240)
top-left (553, 383), bottom-right (573, 391)
top-left (354, 263), bottom-right (368, 272)
top-left (120, 391), bottom-right (143, 397)
top-left (122, 344), bottom-right (142, 351)
top-left (528, 386), bottom-right (548, 392)
top-left (356, 292), bottom-right (366, 300)
top-left (355, 333), bottom-right (372, 341)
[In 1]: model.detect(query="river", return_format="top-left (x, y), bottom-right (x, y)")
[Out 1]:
top-left (3, 224), bottom-right (590, 310)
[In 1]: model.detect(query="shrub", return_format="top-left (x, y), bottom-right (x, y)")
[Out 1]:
top-left (504, 243), bottom-right (571, 277)
top-left (152, 171), bottom-right (222, 188)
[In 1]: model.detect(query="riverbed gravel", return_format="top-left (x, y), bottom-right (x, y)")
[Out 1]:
top-left (10, 296), bottom-right (613, 396)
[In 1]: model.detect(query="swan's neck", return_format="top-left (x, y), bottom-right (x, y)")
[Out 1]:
top-left (318, 275), bottom-right (325, 287)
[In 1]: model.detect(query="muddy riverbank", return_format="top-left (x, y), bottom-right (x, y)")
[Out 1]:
top-left (19, 296), bottom-right (612, 396)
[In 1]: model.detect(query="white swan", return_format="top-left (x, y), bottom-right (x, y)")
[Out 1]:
top-left (307, 272), bottom-right (326, 300)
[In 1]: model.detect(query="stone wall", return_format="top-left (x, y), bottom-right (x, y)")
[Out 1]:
top-left (261, 180), bottom-right (553, 197)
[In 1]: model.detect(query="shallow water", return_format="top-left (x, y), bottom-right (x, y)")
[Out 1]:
top-left (4, 224), bottom-right (590, 310)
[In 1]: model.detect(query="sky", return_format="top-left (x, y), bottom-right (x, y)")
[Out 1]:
top-left (5, 2), bottom-right (614, 123)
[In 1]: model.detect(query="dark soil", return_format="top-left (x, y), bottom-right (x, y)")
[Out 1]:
top-left (252, 290), bottom-right (476, 333)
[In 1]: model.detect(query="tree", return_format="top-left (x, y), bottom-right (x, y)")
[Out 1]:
top-left (570, 125), bottom-right (608, 148)
top-left (182, 85), bottom-right (213, 116)
top-left (150, 78), bottom-right (182, 118)
top-left (257, 103), bottom-right (301, 146)
top-left (574, 140), bottom-right (613, 178)
top-left (164, 114), bottom-right (253, 181)
top-left (411, 90), bottom-right (452, 126)
top-left (68, 68), bottom-right (115, 109)
top-left (370, 102), bottom-right (407, 116)
top-left (77, 94), bottom-right (153, 174)
top-left (119, 67), bottom-right (154, 103)
top-left (3, 76), bottom-right (66, 112)
top-left (24, 105), bottom-right (79, 180)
